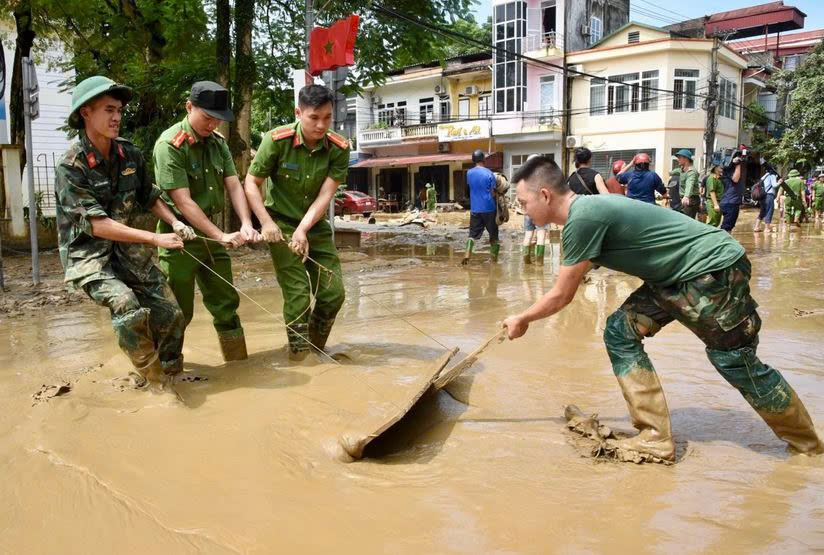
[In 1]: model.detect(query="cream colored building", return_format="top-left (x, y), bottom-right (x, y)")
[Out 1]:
top-left (567, 22), bottom-right (748, 178)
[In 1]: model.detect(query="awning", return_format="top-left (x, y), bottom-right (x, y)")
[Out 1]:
top-left (351, 153), bottom-right (473, 169)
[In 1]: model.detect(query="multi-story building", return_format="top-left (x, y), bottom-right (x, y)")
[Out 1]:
top-left (566, 22), bottom-right (748, 178)
top-left (351, 52), bottom-right (496, 207)
top-left (490, 0), bottom-right (628, 181)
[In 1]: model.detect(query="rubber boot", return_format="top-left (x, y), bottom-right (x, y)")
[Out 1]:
top-left (489, 243), bottom-right (500, 263)
top-left (309, 314), bottom-right (335, 352)
top-left (218, 330), bottom-right (248, 362)
top-left (610, 369), bottom-right (676, 462)
top-left (521, 245), bottom-right (532, 265)
top-left (534, 244), bottom-right (546, 266)
top-left (461, 239), bottom-right (474, 266)
top-left (754, 387), bottom-right (824, 454)
top-left (287, 322), bottom-right (311, 362)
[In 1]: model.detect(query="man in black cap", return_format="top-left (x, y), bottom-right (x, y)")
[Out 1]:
top-left (153, 80), bottom-right (261, 362)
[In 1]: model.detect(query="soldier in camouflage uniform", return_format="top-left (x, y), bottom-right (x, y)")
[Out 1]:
top-left (55, 76), bottom-right (189, 387)
top-left (153, 81), bottom-right (261, 362)
top-left (503, 157), bottom-right (822, 462)
top-left (244, 85), bottom-right (349, 361)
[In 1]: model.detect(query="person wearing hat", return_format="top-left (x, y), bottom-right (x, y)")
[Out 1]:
top-left (426, 182), bottom-right (438, 212)
top-left (243, 84), bottom-right (350, 361)
top-left (461, 149), bottom-right (501, 265)
top-left (718, 153), bottom-right (744, 233)
top-left (813, 173), bottom-right (824, 221)
top-left (55, 76), bottom-right (188, 389)
top-left (616, 152), bottom-right (666, 205)
top-left (153, 81), bottom-right (261, 362)
top-left (675, 149), bottom-right (699, 219)
top-left (704, 165), bottom-right (724, 227)
top-left (778, 168), bottom-right (806, 230)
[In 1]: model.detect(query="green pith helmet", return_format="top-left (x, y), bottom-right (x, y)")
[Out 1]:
top-left (68, 76), bottom-right (133, 129)
top-left (788, 169), bottom-right (800, 177)
top-left (675, 148), bottom-right (693, 161)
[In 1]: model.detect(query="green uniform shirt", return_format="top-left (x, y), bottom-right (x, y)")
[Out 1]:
top-left (153, 117), bottom-right (237, 218)
top-left (562, 195), bottom-right (744, 287)
top-left (814, 182), bottom-right (824, 198)
top-left (55, 132), bottom-right (162, 287)
top-left (784, 176), bottom-right (804, 202)
top-left (705, 175), bottom-right (723, 202)
top-left (679, 167), bottom-right (699, 197)
top-left (247, 121), bottom-right (350, 222)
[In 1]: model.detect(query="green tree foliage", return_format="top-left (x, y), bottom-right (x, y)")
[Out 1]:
top-left (769, 41), bottom-right (824, 170)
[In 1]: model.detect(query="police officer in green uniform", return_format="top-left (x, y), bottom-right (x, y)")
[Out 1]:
top-left (244, 85), bottom-right (349, 361)
top-left (153, 81), bottom-right (261, 362)
top-left (55, 76), bottom-right (187, 388)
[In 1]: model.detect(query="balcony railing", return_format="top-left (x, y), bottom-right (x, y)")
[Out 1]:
top-left (521, 109), bottom-right (561, 129)
top-left (358, 127), bottom-right (402, 146)
top-left (401, 122), bottom-right (438, 138)
top-left (522, 31), bottom-right (563, 53)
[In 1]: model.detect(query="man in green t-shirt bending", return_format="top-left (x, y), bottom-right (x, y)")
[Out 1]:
top-left (502, 156), bottom-right (822, 463)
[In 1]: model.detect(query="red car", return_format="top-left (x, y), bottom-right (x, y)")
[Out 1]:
top-left (335, 190), bottom-right (377, 217)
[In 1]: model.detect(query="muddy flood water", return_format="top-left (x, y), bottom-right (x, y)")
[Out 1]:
top-left (2, 214), bottom-right (823, 553)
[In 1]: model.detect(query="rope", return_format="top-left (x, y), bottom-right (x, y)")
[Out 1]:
top-left (197, 234), bottom-right (453, 351)
top-left (180, 247), bottom-right (341, 366)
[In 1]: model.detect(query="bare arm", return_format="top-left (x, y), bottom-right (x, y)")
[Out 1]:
top-left (150, 198), bottom-right (179, 227)
top-left (594, 173), bottom-right (610, 195)
top-left (89, 216), bottom-right (182, 249)
top-left (225, 175), bottom-right (252, 226)
top-left (167, 188), bottom-right (241, 247)
top-left (503, 260), bottom-right (593, 339)
top-left (732, 162), bottom-right (742, 184)
top-left (243, 174), bottom-right (283, 243)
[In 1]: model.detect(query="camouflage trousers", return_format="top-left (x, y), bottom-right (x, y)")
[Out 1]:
top-left (604, 255), bottom-right (793, 414)
top-left (268, 217), bottom-right (344, 354)
top-left (83, 265), bottom-right (185, 374)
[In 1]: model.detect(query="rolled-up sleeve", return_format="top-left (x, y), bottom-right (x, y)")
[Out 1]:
top-left (55, 162), bottom-right (108, 236)
top-left (328, 144), bottom-right (350, 183)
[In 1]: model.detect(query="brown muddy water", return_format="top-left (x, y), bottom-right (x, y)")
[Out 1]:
top-left (2, 215), bottom-right (824, 553)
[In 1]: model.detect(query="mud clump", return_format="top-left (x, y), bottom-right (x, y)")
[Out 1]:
top-left (32, 382), bottom-right (72, 405)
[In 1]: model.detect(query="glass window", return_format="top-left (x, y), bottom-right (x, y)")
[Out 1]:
top-left (440, 99), bottom-right (451, 122)
top-left (641, 70), bottom-right (658, 112)
top-left (419, 97), bottom-right (434, 123)
top-left (479, 95), bottom-right (491, 117)
top-left (590, 78), bottom-right (606, 115)
top-left (590, 16), bottom-right (602, 45)
top-left (540, 75), bottom-right (555, 111)
top-left (673, 69), bottom-right (699, 110)
top-left (459, 98), bottom-right (470, 119)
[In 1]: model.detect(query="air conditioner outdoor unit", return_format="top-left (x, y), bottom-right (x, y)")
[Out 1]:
top-left (565, 135), bottom-right (582, 149)
top-left (538, 115), bottom-right (549, 125)
top-left (568, 64), bottom-right (583, 75)
top-left (434, 84), bottom-right (445, 95)
top-left (465, 85), bottom-right (479, 96)
top-left (437, 142), bottom-right (451, 153)
top-left (581, 24), bottom-right (590, 36)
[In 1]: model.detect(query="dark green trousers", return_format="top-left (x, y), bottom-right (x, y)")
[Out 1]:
top-left (268, 217), bottom-right (344, 353)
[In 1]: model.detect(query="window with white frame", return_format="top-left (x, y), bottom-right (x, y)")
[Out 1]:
top-left (641, 70), bottom-right (658, 111)
top-left (494, 0), bottom-right (527, 113)
top-left (540, 75), bottom-right (555, 112)
top-left (719, 77), bottom-right (738, 119)
top-left (673, 69), bottom-right (699, 110)
top-left (377, 102), bottom-right (395, 125)
top-left (459, 98), bottom-right (470, 119)
top-left (478, 95), bottom-right (491, 117)
top-left (394, 101), bottom-right (407, 126)
top-left (419, 97), bottom-right (434, 123)
top-left (589, 16), bottom-right (602, 45)
top-left (590, 72), bottom-right (659, 115)
top-left (439, 99), bottom-right (451, 122)
top-left (511, 153), bottom-right (555, 180)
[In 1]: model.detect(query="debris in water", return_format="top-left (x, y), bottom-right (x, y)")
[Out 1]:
top-left (32, 382), bottom-right (72, 405)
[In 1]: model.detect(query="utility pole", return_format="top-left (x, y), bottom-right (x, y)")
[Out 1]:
top-left (22, 57), bottom-right (40, 285)
top-left (703, 36), bottom-right (720, 174)
top-left (561, 0), bottom-right (570, 174)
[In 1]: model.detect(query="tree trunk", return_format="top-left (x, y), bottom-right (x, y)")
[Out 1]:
top-left (227, 0), bottom-right (255, 232)
top-left (216, 0), bottom-right (232, 231)
top-left (11, 1), bottom-right (35, 172)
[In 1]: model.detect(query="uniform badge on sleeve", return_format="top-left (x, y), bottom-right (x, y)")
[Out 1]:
top-left (121, 167), bottom-right (136, 176)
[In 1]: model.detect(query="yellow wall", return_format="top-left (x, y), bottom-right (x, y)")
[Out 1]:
top-left (447, 74), bottom-right (493, 119)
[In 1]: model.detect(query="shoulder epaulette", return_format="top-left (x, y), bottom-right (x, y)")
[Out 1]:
top-left (170, 129), bottom-right (194, 149)
top-left (114, 136), bottom-right (133, 144)
top-left (271, 127), bottom-right (296, 141)
top-left (326, 131), bottom-right (349, 150)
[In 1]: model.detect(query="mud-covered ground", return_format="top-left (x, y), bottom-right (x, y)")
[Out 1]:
top-left (2, 209), bottom-right (824, 553)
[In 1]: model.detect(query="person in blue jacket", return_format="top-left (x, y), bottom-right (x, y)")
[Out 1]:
top-left (616, 152), bottom-right (666, 204)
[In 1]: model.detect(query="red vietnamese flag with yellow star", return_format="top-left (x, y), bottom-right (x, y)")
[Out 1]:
top-left (309, 15), bottom-right (359, 76)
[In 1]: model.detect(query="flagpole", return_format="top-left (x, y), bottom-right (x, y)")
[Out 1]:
top-left (305, 0), bottom-right (313, 71)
